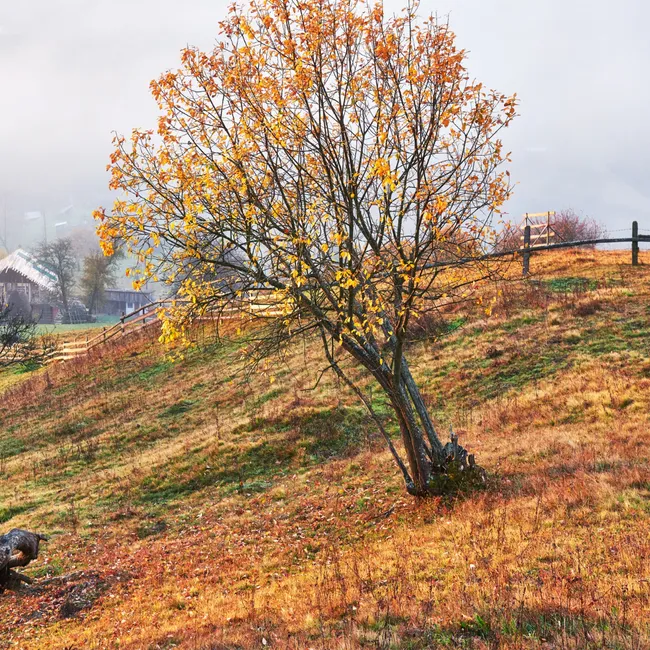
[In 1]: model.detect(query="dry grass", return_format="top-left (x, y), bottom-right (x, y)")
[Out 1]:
top-left (0, 250), bottom-right (649, 649)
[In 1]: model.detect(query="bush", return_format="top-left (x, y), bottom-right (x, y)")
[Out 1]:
top-left (493, 209), bottom-right (605, 253)
top-left (552, 209), bottom-right (605, 244)
top-left (493, 222), bottom-right (521, 253)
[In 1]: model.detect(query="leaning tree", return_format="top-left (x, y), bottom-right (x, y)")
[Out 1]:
top-left (95, 0), bottom-right (516, 496)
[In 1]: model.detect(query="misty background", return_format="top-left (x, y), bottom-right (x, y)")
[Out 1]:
top-left (1, 0), bottom-right (648, 256)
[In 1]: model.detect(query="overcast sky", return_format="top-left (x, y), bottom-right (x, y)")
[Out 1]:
top-left (1, 0), bottom-right (649, 233)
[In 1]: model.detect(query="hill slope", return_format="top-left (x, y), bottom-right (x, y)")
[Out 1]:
top-left (1, 250), bottom-right (649, 649)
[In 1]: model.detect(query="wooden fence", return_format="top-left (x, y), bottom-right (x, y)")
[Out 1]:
top-left (520, 220), bottom-right (650, 276)
top-left (519, 211), bottom-right (557, 248)
top-left (44, 291), bottom-right (286, 365)
top-left (34, 220), bottom-right (650, 365)
top-left (46, 300), bottom-right (168, 364)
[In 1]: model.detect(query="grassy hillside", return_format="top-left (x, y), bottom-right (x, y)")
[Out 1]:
top-left (1, 250), bottom-right (649, 649)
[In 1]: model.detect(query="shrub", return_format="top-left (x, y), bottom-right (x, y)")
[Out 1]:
top-left (493, 222), bottom-right (521, 253)
top-left (493, 209), bottom-right (605, 253)
top-left (552, 209), bottom-right (605, 244)
top-left (573, 299), bottom-right (602, 317)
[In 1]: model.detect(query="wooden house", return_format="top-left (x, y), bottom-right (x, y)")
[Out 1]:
top-left (102, 288), bottom-right (153, 317)
top-left (0, 249), bottom-right (59, 323)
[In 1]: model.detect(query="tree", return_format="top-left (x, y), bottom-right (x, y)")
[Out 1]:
top-left (493, 221), bottom-right (522, 253)
top-left (96, 0), bottom-right (516, 496)
top-left (80, 248), bottom-right (124, 314)
top-left (494, 209), bottom-right (605, 253)
top-left (552, 209), bottom-right (604, 245)
top-left (34, 238), bottom-right (77, 323)
top-left (0, 305), bottom-right (52, 368)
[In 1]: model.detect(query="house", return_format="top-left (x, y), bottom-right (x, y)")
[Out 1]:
top-left (0, 249), bottom-right (59, 323)
top-left (102, 288), bottom-right (153, 317)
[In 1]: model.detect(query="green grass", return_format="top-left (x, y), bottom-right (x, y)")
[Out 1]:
top-left (501, 314), bottom-right (542, 332)
top-left (137, 360), bottom-right (174, 382)
top-left (159, 399), bottom-right (196, 418)
top-left (51, 418), bottom-right (93, 440)
top-left (544, 276), bottom-right (598, 293)
top-left (416, 299), bottom-right (650, 409)
top-left (0, 502), bottom-right (37, 524)
top-left (132, 407), bottom-right (374, 506)
top-left (253, 387), bottom-right (285, 408)
top-left (0, 435), bottom-right (26, 459)
top-left (135, 438), bottom-right (297, 505)
top-left (35, 322), bottom-right (113, 334)
top-left (443, 316), bottom-right (467, 335)
top-left (299, 407), bottom-right (371, 461)
top-left (28, 559), bottom-right (65, 579)
top-left (398, 610), bottom-right (630, 649)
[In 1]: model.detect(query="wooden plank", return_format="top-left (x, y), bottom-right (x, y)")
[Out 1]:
top-left (40, 296), bottom-right (305, 365)
top-left (524, 211), bottom-right (556, 218)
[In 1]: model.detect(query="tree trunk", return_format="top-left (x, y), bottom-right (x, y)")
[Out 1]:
top-left (374, 367), bottom-right (434, 496)
top-left (401, 362), bottom-right (445, 462)
top-left (339, 336), bottom-right (484, 496)
top-left (374, 356), bottom-right (485, 496)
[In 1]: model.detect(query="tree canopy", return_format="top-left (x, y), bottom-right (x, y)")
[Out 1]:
top-left (34, 238), bottom-right (77, 323)
top-left (80, 247), bottom-right (123, 314)
top-left (96, 0), bottom-right (516, 495)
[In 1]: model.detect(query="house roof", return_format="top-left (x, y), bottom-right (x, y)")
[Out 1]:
top-left (0, 249), bottom-right (58, 290)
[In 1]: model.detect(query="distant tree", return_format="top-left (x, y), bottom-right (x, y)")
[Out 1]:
top-left (552, 209), bottom-right (605, 244)
top-left (34, 238), bottom-right (77, 323)
top-left (96, 0), bottom-right (517, 496)
top-left (0, 305), bottom-right (52, 368)
top-left (494, 209), bottom-right (605, 253)
top-left (4, 290), bottom-right (32, 322)
top-left (80, 248), bottom-right (124, 314)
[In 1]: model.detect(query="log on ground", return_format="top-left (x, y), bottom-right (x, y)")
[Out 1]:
top-left (0, 528), bottom-right (48, 591)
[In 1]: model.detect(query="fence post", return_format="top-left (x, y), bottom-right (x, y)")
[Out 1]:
top-left (121, 312), bottom-right (125, 336)
top-left (522, 225), bottom-right (531, 277)
top-left (632, 220), bottom-right (639, 266)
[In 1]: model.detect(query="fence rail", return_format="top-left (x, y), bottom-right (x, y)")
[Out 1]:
top-left (43, 292), bottom-right (286, 365)
top-left (518, 220), bottom-right (649, 276)
top-left (45, 299), bottom-right (171, 364)
top-left (518, 211), bottom-right (557, 248)
top-left (423, 221), bottom-right (650, 275)
top-left (37, 220), bottom-right (648, 365)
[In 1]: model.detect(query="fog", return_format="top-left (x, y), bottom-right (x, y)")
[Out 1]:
top-left (1, 0), bottom-right (648, 249)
